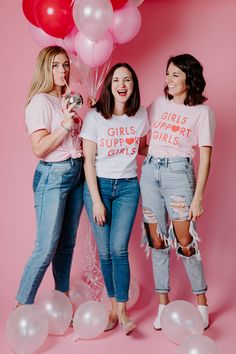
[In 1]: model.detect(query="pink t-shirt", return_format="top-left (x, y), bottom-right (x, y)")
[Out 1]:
top-left (148, 96), bottom-right (215, 158)
top-left (25, 93), bottom-right (83, 162)
top-left (80, 107), bottom-right (149, 178)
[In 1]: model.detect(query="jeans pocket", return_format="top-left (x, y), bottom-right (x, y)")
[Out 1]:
top-left (169, 161), bottom-right (187, 173)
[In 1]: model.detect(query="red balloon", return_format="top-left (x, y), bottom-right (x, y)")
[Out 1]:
top-left (35, 0), bottom-right (75, 38)
top-left (110, 0), bottom-right (128, 11)
top-left (22, 0), bottom-right (39, 27)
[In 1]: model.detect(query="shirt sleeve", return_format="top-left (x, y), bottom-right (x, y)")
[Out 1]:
top-left (25, 94), bottom-right (52, 135)
top-left (147, 96), bottom-right (161, 126)
top-left (140, 108), bottom-right (150, 137)
top-left (80, 110), bottom-right (98, 143)
top-left (197, 108), bottom-right (216, 147)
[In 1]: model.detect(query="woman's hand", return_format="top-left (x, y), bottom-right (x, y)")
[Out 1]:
top-left (93, 200), bottom-right (106, 226)
top-left (188, 197), bottom-right (204, 221)
top-left (87, 96), bottom-right (96, 108)
top-left (61, 96), bottom-right (77, 130)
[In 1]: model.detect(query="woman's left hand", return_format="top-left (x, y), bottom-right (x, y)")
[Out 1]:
top-left (188, 197), bottom-right (204, 221)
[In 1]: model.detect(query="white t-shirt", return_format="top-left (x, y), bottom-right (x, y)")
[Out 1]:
top-left (80, 107), bottom-right (149, 178)
top-left (148, 96), bottom-right (215, 158)
top-left (25, 93), bottom-right (83, 162)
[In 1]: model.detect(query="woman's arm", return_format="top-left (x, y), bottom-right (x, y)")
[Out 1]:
top-left (138, 135), bottom-right (149, 156)
top-left (189, 146), bottom-right (212, 221)
top-left (29, 98), bottom-right (76, 158)
top-left (83, 139), bottom-right (106, 226)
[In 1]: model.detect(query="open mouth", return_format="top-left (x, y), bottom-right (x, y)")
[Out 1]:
top-left (117, 89), bottom-right (127, 96)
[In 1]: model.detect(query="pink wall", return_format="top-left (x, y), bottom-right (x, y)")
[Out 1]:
top-left (1, 0), bottom-right (235, 352)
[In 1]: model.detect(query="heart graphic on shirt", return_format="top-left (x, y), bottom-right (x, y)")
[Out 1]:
top-left (171, 125), bottom-right (180, 132)
top-left (126, 138), bottom-right (135, 145)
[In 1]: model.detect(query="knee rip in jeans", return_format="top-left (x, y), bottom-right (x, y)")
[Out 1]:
top-left (170, 195), bottom-right (189, 220)
top-left (142, 208), bottom-right (169, 250)
top-left (169, 221), bottom-right (202, 261)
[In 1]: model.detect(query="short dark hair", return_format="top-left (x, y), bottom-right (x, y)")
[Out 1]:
top-left (164, 54), bottom-right (207, 106)
top-left (94, 63), bottom-right (140, 119)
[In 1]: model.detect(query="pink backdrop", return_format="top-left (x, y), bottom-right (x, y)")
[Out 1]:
top-left (1, 0), bottom-right (235, 353)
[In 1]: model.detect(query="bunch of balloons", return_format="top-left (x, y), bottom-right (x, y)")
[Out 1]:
top-left (22, 0), bottom-right (144, 68)
top-left (160, 301), bottom-right (220, 354)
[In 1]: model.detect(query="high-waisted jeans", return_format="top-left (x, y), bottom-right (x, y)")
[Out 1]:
top-left (140, 155), bottom-right (207, 295)
top-left (84, 177), bottom-right (140, 302)
top-left (16, 157), bottom-right (84, 304)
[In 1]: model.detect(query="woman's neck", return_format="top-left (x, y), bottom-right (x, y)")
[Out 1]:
top-left (113, 102), bottom-right (126, 116)
top-left (49, 86), bottom-right (62, 97)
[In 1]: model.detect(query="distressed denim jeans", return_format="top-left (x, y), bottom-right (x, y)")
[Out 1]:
top-left (16, 158), bottom-right (84, 304)
top-left (84, 177), bottom-right (140, 302)
top-left (140, 155), bottom-right (207, 295)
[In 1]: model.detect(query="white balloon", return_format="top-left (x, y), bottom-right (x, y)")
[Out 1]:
top-left (161, 300), bottom-right (204, 344)
top-left (177, 335), bottom-right (220, 354)
top-left (73, 0), bottom-right (113, 41)
top-left (35, 290), bottom-right (73, 335)
top-left (69, 279), bottom-right (92, 311)
top-left (6, 305), bottom-right (48, 354)
top-left (73, 301), bottom-right (108, 340)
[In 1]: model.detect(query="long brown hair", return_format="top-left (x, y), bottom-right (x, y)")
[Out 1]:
top-left (95, 63), bottom-right (140, 119)
top-left (27, 46), bottom-right (70, 105)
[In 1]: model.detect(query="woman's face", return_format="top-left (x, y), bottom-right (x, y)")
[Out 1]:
top-left (52, 53), bottom-right (70, 88)
top-left (165, 62), bottom-right (188, 103)
top-left (111, 66), bottom-right (134, 104)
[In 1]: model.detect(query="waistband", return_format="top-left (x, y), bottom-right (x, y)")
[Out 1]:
top-left (146, 155), bottom-right (191, 166)
top-left (39, 157), bottom-right (82, 166)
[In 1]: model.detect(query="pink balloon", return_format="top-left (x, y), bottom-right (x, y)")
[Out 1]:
top-left (110, 4), bottom-right (141, 44)
top-left (75, 31), bottom-right (114, 68)
top-left (73, 301), bottom-right (108, 340)
top-left (161, 300), bottom-right (204, 344)
top-left (177, 335), bottom-right (220, 354)
top-left (29, 24), bottom-right (56, 47)
top-left (68, 279), bottom-right (92, 311)
top-left (6, 305), bottom-right (48, 354)
top-left (73, 0), bottom-right (113, 41)
top-left (56, 27), bottom-right (79, 54)
top-left (35, 290), bottom-right (73, 335)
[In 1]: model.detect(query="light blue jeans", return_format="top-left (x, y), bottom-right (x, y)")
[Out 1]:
top-left (84, 177), bottom-right (140, 302)
top-left (16, 158), bottom-right (84, 304)
top-left (140, 155), bottom-right (207, 295)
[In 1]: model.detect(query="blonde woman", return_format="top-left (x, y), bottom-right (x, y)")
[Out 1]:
top-left (16, 46), bottom-right (84, 305)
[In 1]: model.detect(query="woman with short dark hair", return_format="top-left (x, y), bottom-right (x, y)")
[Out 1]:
top-left (140, 54), bottom-right (215, 330)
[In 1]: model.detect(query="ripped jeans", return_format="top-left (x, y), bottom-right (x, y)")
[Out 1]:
top-left (140, 155), bottom-right (207, 295)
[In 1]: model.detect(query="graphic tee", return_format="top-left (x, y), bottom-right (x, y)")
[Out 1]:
top-left (148, 96), bottom-right (215, 158)
top-left (25, 93), bottom-right (83, 162)
top-left (80, 107), bottom-right (149, 178)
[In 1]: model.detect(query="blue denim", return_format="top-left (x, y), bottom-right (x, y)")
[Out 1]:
top-left (140, 155), bottom-right (207, 295)
top-left (16, 158), bottom-right (84, 304)
top-left (84, 177), bottom-right (140, 302)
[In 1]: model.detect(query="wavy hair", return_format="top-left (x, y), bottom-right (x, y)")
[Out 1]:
top-left (94, 63), bottom-right (140, 119)
top-left (27, 46), bottom-right (70, 105)
top-left (164, 54), bottom-right (207, 106)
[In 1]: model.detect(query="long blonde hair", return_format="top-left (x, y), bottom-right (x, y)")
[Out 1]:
top-left (27, 46), bottom-right (70, 105)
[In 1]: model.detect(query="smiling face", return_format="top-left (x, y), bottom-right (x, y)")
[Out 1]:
top-left (165, 62), bottom-right (188, 104)
top-left (52, 53), bottom-right (70, 89)
top-left (111, 66), bottom-right (134, 105)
